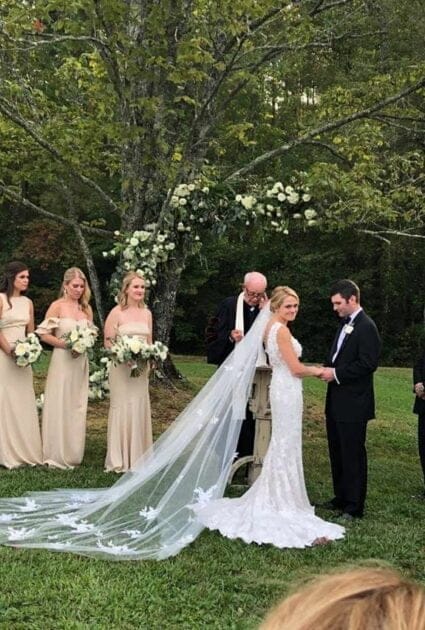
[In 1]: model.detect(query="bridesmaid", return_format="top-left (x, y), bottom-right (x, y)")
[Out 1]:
top-left (104, 271), bottom-right (153, 472)
top-left (36, 267), bottom-right (93, 469)
top-left (0, 261), bottom-right (42, 467)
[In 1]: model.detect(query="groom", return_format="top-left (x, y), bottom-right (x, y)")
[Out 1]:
top-left (320, 279), bottom-right (381, 520)
top-left (206, 271), bottom-right (267, 456)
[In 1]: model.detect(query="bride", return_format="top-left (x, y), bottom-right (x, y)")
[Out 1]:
top-left (196, 286), bottom-right (345, 547)
top-left (0, 286), bottom-right (343, 559)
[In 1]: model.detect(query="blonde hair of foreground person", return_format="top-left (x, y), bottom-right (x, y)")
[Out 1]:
top-left (260, 566), bottom-right (425, 630)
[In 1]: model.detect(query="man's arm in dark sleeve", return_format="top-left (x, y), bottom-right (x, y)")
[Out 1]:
top-left (206, 298), bottom-right (235, 365)
top-left (413, 351), bottom-right (425, 388)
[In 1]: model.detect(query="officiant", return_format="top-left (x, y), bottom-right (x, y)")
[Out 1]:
top-left (206, 271), bottom-right (267, 456)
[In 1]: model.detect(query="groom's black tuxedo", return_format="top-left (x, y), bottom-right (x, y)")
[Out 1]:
top-left (206, 295), bottom-right (259, 456)
top-left (325, 309), bottom-right (381, 517)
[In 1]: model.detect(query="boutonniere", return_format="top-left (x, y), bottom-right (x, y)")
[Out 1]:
top-left (343, 323), bottom-right (354, 335)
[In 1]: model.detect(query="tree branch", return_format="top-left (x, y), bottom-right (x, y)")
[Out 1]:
top-left (359, 228), bottom-right (425, 242)
top-left (224, 75), bottom-right (425, 181)
top-left (1, 19), bottom-right (124, 100)
top-left (310, 0), bottom-right (355, 16)
top-left (1, 33), bottom-right (108, 51)
top-left (0, 98), bottom-right (121, 215)
top-left (190, 6), bottom-right (288, 133)
top-left (232, 31), bottom-right (386, 70)
top-left (357, 229), bottom-right (391, 244)
top-left (60, 184), bottom-right (105, 325)
top-left (0, 182), bottom-right (112, 237)
top-left (303, 140), bottom-right (353, 165)
top-left (90, 0), bottom-right (125, 99)
top-left (370, 114), bottom-right (425, 135)
top-left (309, 0), bottom-right (326, 15)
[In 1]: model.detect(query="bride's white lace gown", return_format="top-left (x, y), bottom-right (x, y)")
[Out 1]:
top-left (196, 322), bottom-right (345, 548)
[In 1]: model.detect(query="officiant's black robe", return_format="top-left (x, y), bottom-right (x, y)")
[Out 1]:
top-left (206, 296), bottom-right (259, 366)
top-left (206, 295), bottom-right (259, 456)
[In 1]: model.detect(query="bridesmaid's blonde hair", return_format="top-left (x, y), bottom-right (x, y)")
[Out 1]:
top-left (269, 286), bottom-right (299, 313)
top-left (59, 267), bottom-right (91, 314)
top-left (117, 271), bottom-right (145, 309)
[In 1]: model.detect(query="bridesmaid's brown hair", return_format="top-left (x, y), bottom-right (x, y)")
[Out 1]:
top-left (0, 261), bottom-right (29, 308)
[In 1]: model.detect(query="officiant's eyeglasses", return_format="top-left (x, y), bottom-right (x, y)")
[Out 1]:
top-left (245, 289), bottom-right (265, 299)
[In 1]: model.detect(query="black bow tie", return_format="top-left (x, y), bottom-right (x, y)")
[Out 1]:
top-left (341, 316), bottom-right (351, 325)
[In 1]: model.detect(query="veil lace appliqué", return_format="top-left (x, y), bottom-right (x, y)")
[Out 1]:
top-left (0, 307), bottom-right (272, 560)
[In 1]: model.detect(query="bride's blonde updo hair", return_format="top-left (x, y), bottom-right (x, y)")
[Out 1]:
top-left (269, 286), bottom-right (299, 313)
top-left (117, 271), bottom-right (145, 308)
top-left (60, 267), bottom-right (91, 314)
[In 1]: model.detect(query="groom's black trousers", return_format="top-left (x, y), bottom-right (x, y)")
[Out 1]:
top-left (326, 414), bottom-right (368, 517)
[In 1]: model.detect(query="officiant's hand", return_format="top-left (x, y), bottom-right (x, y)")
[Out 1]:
top-left (320, 367), bottom-right (335, 382)
top-left (259, 294), bottom-right (269, 309)
top-left (230, 329), bottom-right (243, 343)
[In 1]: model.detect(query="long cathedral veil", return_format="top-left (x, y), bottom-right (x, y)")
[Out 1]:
top-left (0, 306), bottom-right (271, 560)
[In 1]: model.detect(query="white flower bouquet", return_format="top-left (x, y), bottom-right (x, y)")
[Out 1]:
top-left (108, 336), bottom-right (168, 377)
top-left (62, 324), bottom-right (98, 356)
top-left (88, 357), bottom-right (111, 400)
top-left (13, 333), bottom-right (43, 367)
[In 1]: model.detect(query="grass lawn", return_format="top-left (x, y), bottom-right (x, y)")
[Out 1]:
top-left (0, 357), bottom-right (423, 629)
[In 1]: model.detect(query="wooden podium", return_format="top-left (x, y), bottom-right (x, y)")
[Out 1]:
top-left (228, 365), bottom-right (272, 485)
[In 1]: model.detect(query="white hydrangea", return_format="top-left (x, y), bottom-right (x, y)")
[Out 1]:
top-left (304, 208), bottom-right (317, 220)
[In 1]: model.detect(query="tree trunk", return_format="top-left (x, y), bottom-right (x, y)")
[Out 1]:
top-left (150, 254), bottom-right (186, 380)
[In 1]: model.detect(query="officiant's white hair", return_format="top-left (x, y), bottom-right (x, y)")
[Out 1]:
top-left (243, 271), bottom-right (267, 287)
top-left (261, 565), bottom-right (425, 630)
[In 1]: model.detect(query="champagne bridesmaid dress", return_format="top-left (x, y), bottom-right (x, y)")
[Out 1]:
top-left (0, 294), bottom-right (42, 468)
top-left (36, 317), bottom-right (90, 469)
top-left (105, 322), bottom-right (153, 472)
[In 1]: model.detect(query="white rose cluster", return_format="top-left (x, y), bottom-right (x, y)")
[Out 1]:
top-left (103, 228), bottom-right (176, 291)
top-left (233, 181), bottom-right (316, 234)
top-left (88, 357), bottom-right (111, 401)
top-left (62, 324), bottom-right (98, 355)
top-left (166, 179), bottom-right (317, 236)
top-left (108, 336), bottom-right (169, 378)
top-left (102, 179), bottom-right (316, 292)
top-left (167, 181), bottom-right (216, 239)
top-left (13, 333), bottom-right (43, 367)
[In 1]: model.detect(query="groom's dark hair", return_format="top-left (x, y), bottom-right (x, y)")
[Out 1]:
top-left (330, 279), bottom-right (360, 302)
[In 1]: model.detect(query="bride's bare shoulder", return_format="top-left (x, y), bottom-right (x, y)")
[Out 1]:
top-left (264, 318), bottom-right (281, 344)
top-left (276, 323), bottom-right (290, 341)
